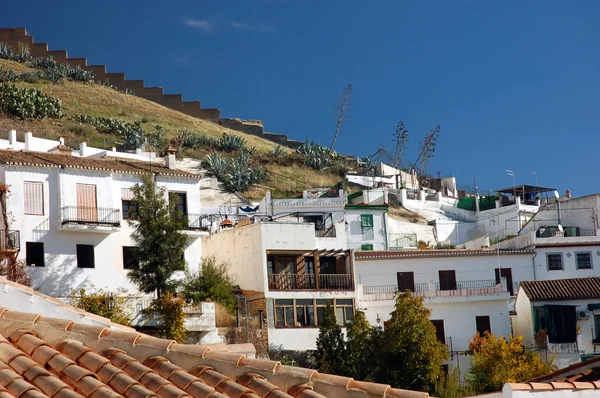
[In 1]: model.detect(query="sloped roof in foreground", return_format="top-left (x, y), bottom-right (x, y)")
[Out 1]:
top-left (0, 308), bottom-right (427, 398)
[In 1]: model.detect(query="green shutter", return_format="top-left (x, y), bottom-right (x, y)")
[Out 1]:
top-left (360, 214), bottom-right (374, 228)
top-left (361, 244), bottom-right (373, 251)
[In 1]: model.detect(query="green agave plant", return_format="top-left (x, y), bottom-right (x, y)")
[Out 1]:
top-left (218, 132), bottom-right (246, 152)
top-left (0, 84), bottom-right (63, 120)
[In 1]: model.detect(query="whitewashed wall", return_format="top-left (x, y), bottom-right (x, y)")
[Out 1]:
top-left (533, 244), bottom-right (600, 281)
top-left (386, 217), bottom-right (437, 247)
top-left (345, 208), bottom-right (387, 250)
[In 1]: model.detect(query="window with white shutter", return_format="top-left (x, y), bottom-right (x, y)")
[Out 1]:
top-left (24, 182), bottom-right (44, 215)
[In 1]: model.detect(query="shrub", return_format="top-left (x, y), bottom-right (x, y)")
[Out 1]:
top-left (0, 43), bottom-right (13, 60)
top-left (0, 84), bottom-right (63, 119)
top-left (204, 153), bottom-right (229, 179)
top-left (218, 132), bottom-right (246, 151)
top-left (181, 256), bottom-right (237, 313)
top-left (71, 114), bottom-right (149, 149)
top-left (68, 287), bottom-right (131, 326)
top-left (297, 138), bottom-right (333, 171)
top-left (226, 151), bottom-right (267, 192)
top-left (272, 144), bottom-right (285, 157)
top-left (0, 257), bottom-right (30, 287)
top-left (151, 292), bottom-right (187, 343)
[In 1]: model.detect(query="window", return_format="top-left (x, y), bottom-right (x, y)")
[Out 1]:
top-left (303, 215), bottom-right (324, 230)
top-left (122, 200), bottom-right (138, 220)
top-left (439, 270), bottom-right (457, 291)
top-left (594, 315), bottom-right (600, 343)
top-left (547, 253), bottom-right (564, 271)
top-left (274, 298), bottom-right (354, 328)
top-left (476, 315), bottom-right (491, 336)
top-left (431, 319), bottom-right (446, 343)
top-left (122, 246), bottom-right (139, 270)
top-left (320, 257), bottom-right (337, 274)
top-left (76, 244), bottom-right (95, 268)
top-left (397, 272), bottom-right (415, 292)
top-left (576, 252), bottom-right (593, 270)
top-left (495, 268), bottom-right (514, 296)
top-left (360, 214), bottom-right (374, 240)
top-left (305, 257), bottom-right (315, 275)
top-left (361, 244), bottom-right (373, 250)
top-left (24, 182), bottom-right (44, 215)
top-left (25, 242), bottom-right (44, 267)
top-left (169, 192), bottom-right (187, 216)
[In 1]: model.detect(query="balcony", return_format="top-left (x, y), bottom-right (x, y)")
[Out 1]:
top-left (268, 273), bottom-right (353, 291)
top-left (180, 213), bottom-right (212, 238)
top-left (0, 230), bottom-right (20, 252)
top-left (361, 279), bottom-right (506, 301)
top-left (61, 206), bottom-right (120, 232)
top-left (315, 226), bottom-right (336, 238)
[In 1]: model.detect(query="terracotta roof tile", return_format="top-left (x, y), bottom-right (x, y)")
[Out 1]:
top-left (520, 277), bottom-right (600, 301)
top-left (0, 310), bottom-right (432, 398)
top-left (354, 249), bottom-right (534, 260)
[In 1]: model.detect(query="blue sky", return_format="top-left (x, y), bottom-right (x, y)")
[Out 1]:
top-left (3, 1), bottom-right (599, 196)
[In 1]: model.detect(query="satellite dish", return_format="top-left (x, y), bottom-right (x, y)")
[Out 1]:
top-left (554, 190), bottom-right (560, 199)
top-left (558, 224), bottom-right (564, 233)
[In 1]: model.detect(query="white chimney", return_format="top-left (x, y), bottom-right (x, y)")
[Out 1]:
top-left (112, 146), bottom-right (116, 152)
top-left (24, 132), bottom-right (32, 151)
top-left (165, 146), bottom-right (177, 170)
top-left (79, 142), bottom-right (87, 157)
top-left (59, 137), bottom-right (65, 145)
top-left (8, 130), bottom-right (16, 145)
top-left (210, 176), bottom-right (218, 189)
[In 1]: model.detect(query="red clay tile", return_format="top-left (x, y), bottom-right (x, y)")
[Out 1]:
top-left (78, 352), bottom-right (112, 373)
top-left (62, 365), bottom-right (96, 382)
top-left (294, 390), bottom-right (323, 398)
top-left (134, 336), bottom-right (175, 351)
top-left (507, 383), bottom-right (533, 390)
top-left (0, 368), bottom-right (22, 386)
top-left (139, 372), bottom-right (171, 393)
top-left (23, 365), bottom-right (52, 381)
top-left (55, 388), bottom-right (86, 398)
top-left (57, 340), bottom-right (93, 362)
top-left (5, 378), bottom-right (38, 397)
top-left (550, 382), bottom-right (575, 390)
top-left (155, 383), bottom-right (188, 398)
top-left (108, 373), bottom-right (139, 394)
top-left (47, 355), bottom-right (77, 374)
top-left (572, 382), bottom-right (595, 389)
top-left (141, 357), bottom-right (167, 370)
top-left (99, 330), bottom-right (141, 345)
top-left (188, 367), bottom-right (212, 378)
top-left (2, 312), bottom-right (41, 325)
top-left (35, 318), bottom-right (74, 332)
top-left (244, 378), bottom-right (279, 397)
top-left (152, 362), bottom-right (181, 380)
top-left (8, 355), bottom-right (38, 376)
top-left (196, 371), bottom-right (228, 389)
top-left (96, 364), bottom-right (123, 384)
top-left (184, 381), bottom-right (217, 398)
top-left (20, 389), bottom-right (50, 398)
top-left (347, 380), bottom-right (389, 396)
top-left (286, 385), bottom-right (311, 398)
top-left (0, 309), bottom-right (7, 318)
top-left (123, 362), bottom-right (152, 381)
top-left (33, 374), bottom-right (71, 396)
top-left (31, 345), bottom-right (60, 366)
top-left (238, 359), bottom-right (280, 373)
top-left (386, 388), bottom-right (428, 398)
top-left (105, 351), bottom-right (136, 370)
top-left (0, 342), bottom-right (26, 364)
top-left (67, 324), bottom-right (108, 340)
top-left (202, 352), bottom-right (244, 366)
top-left (167, 371), bottom-right (197, 390)
top-left (76, 376), bottom-right (110, 397)
top-left (168, 346), bottom-right (208, 357)
top-left (593, 381), bottom-right (600, 388)
top-left (264, 391), bottom-right (290, 398)
top-left (527, 383), bottom-right (554, 390)
top-left (88, 386), bottom-right (123, 398)
top-left (123, 383), bottom-right (158, 398)
top-left (215, 381), bottom-right (253, 398)
top-left (14, 334), bottom-right (47, 356)
top-left (312, 373), bottom-right (351, 388)
top-left (276, 367), bottom-right (316, 380)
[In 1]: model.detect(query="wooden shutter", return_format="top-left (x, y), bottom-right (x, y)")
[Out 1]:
top-left (76, 184), bottom-right (97, 222)
top-left (431, 319), bottom-right (446, 343)
top-left (439, 270), bottom-right (457, 291)
top-left (397, 272), bottom-right (415, 292)
top-left (476, 316), bottom-right (491, 336)
top-left (495, 268), bottom-right (514, 295)
top-left (24, 182), bottom-right (44, 215)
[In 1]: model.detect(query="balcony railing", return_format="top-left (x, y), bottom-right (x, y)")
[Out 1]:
top-left (0, 230), bottom-right (20, 251)
top-left (315, 226), bottom-right (336, 238)
top-left (362, 279), bottom-right (505, 300)
top-left (268, 273), bottom-right (353, 290)
top-left (185, 213), bottom-right (211, 231)
top-left (61, 206), bottom-right (121, 227)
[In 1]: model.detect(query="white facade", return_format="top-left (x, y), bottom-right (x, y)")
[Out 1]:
top-left (0, 154), bottom-right (204, 297)
top-left (354, 250), bottom-right (535, 372)
top-left (202, 222), bottom-right (355, 351)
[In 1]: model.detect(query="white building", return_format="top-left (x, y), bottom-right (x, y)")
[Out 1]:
top-left (0, 148), bottom-right (207, 297)
top-left (345, 188), bottom-right (389, 251)
top-left (202, 221), bottom-right (355, 351)
top-left (354, 248), bottom-right (535, 372)
top-left (513, 277), bottom-right (600, 369)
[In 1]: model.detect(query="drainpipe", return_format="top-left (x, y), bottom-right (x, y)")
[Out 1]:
top-left (532, 251), bottom-right (537, 281)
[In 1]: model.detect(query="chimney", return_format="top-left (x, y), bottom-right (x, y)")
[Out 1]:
top-left (112, 146), bottom-right (116, 152)
top-left (165, 146), bottom-right (177, 170)
top-left (566, 189), bottom-right (572, 198)
top-left (210, 176), bottom-right (218, 189)
top-left (79, 142), bottom-right (87, 157)
top-left (8, 130), bottom-right (16, 145)
top-left (59, 137), bottom-right (65, 145)
top-left (24, 132), bottom-right (32, 151)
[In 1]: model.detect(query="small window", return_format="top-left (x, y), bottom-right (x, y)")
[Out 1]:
top-left (431, 319), bottom-right (446, 343)
top-left (169, 192), bottom-right (187, 216)
top-left (361, 244), bottom-right (373, 250)
top-left (547, 253), bottom-right (564, 271)
top-left (24, 182), bottom-right (44, 215)
top-left (122, 246), bottom-right (139, 270)
top-left (76, 244), bottom-right (95, 268)
top-left (397, 272), bottom-right (415, 292)
top-left (439, 270), bottom-right (457, 291)
top-left (360, 214), bottom-right (374, 240)
top-left (476, 315), bottom-right (491, 336)
top-left (122, 200), bottom-right (138, 220)
top-left (25, 242), bottom-right (44, 267)
top-left (576, 252), bottom-right (593, 270)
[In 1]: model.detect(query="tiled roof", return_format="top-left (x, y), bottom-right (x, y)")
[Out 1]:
top-left (0, 150), bottom-right (197, 178)
top-left (354, 249), bottom-right (535, 260)
top-left (508, 356), bottom-right (600, 391)
top-left (520, 277), bottom-right (600, 301)
top-left (0, 308), bottom-right (427, 398)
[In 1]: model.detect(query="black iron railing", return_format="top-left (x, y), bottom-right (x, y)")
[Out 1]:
top-left (61, 206), bottom-right (121, 227)
top-left (0, 230), bottom-right (20, 251)
top-left (185, 213), bottom-right (212, 231)
top-left (268, 273), bottom-right (353, 290)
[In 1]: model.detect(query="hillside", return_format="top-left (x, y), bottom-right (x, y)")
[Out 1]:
top-left (0, 59), bottom-right (343, 198)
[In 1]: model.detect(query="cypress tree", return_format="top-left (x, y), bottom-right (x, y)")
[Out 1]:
top-left (314, 303), bottom-right (346, 374)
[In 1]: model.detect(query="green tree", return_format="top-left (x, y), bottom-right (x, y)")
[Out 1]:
top-left (151, 291), bottom-right (187, 343)
top-left (68, 287), bottom-right (131, 327)
top-left (374, 292), bottom-right (448, 392)
top-left (467, 333), bottom-right (554, 393)
top-left (181, 256), bottom-right (236, 313)
top-left (127, 174), bottom-right (188, 298)
top-left (314, 303), bottom-right (346, 374)
top-left (345, 310), bottom-right (381, 381)
top-left (432, 368), bottom-right (474, 398)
